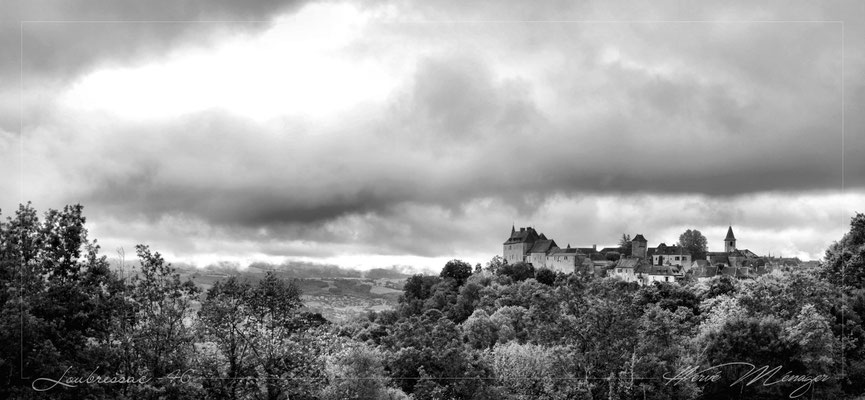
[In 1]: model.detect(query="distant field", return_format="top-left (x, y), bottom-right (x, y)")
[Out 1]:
top-left (300, 278), bottom-right (404, 322)
top-left (171, 266), bottom-right (407, 323)
top-left (370, 285), bottom-right (402, 295)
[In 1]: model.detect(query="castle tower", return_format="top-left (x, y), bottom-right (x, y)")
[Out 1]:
top-left (631, 234), bottom-right (648, 259)
top-left (503, 226), bottom-right (539, 264)
top-left (724, 226), bottom-right (736, 253)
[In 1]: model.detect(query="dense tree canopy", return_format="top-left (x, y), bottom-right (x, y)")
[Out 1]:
top-left (820, 213), bottom-right (865, 289)
top-left (497, 261), bottom-right (535, 282)
top-left (440, 259), bottom-right (472, 286)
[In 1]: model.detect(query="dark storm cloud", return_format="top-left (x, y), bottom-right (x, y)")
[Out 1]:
top-left (4, 0), bottom-right (863, 265)
top-left (0, 0), bottom-right (310, 133)
top-left (3, 0), bottom-right (308, 77)
top-left (37, 41), bottom-right (854, 238)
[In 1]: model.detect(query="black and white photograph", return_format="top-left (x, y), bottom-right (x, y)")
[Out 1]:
top-left (1, 0), bottom-right (863, 398)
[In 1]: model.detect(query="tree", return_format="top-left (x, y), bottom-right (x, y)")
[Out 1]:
top-left (619, 234), bottom-right (632, 255)
top-left (402, 275), bottom-right (440, 301)
top-left (678, 229), bottom-right (708, 260)
top-left (198, 271), bottom-right (329, 400)
top-left (485, 255), bottom-right (507, 274)
top-left (246, 272), bottom-right (327, 400)
top-left (198, 277), bottom-right (257, 399)
top-left (440, 259), bottom-right (472, 286)
top-left (382, 310), bottom-right (492, 397)
top-left (490, 342), bottom-right (556, 398)
top-left (124, 245), bottom-right (201, 398)
top-left (700, 317), bottom-right (802, 399)
top-left (461, 310), bottom-right (497, 349)
top-left (820, 212), bottom-right (865, 288)
top-left (535, 268), bottom-right (556, 286)
top-left (321, 344), bottom-right (407, 400)
top-left (497, 261), bottom-right (535, 282)
top-left (0, 204), bottom-right (127, 399)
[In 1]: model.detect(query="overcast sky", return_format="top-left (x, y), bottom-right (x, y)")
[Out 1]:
top-left (1, 0), bottom-right (863, 271)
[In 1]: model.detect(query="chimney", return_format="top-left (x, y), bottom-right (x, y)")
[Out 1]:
top-left (520, 227), bottom-right (525, 232)
top-left (593, 244), bottom-right (597, 251)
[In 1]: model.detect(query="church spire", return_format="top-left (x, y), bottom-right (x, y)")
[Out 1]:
top-left (724, 225), bottom-right (737, 252)
top-left (725, 225), bottom-right (736, 240)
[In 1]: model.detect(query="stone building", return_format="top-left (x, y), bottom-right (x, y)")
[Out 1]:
top-left (503, 226), bottom-right (540, 264)
top-left (650, 243), bottom-right (692, 267)
top-left (706, 226), bottom-right (757, 268)
top-left (631, 234), bottom-right (648, 259)
top-left (546, 245), bottom-right (587, 273)
top-left (527, 237), bottom-right (557, 268)
top-left (502, 226), bottom-right (594, 273)
top-left (610, 256), bottom-right (646, 284)
top-left (502, 224), bottom-right (771, 281)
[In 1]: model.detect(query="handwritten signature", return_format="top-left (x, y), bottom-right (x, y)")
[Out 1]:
top-left (664, 362), bottom-right (831, 399)
top-left (31, 366), bottom-right (194, 392)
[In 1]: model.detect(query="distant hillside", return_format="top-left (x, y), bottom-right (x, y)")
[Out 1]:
top-left (108, 258), bottom-right (412, 322)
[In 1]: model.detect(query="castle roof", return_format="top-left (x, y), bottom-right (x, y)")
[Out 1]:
top-left (725, 226), bottom-right (736, 241)
top-left (504, 227), bottom-right (540, 245)
top-left (528, 239), bottom-right (557, 254)
top-left (632, 234), bottom-right (647, 243)
top-left (550, 247), bottom-right (580, 255)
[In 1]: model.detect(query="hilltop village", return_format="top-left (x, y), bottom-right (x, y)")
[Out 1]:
top-left (503, 225), bottom-right (803, 285)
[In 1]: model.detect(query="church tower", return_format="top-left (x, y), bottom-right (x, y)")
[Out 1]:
top-left (724, 226), bottom-right (736, 253)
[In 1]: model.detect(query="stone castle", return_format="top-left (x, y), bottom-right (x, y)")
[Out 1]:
top-left (503, 225), bottom-right (797, 284)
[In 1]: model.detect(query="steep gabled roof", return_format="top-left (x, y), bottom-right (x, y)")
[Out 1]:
top-left (728, 249), bottom-right (746, 257)
top-left (615, 257), bottom-right (645, 271)
top-left (648, 265), bottom-right (681, 276)
top-left (653, 244), bottom-right (691, 256)
top-left (528, 239), bottom-right (558, 254)
top-left (725, 226), bottom-right (736, 241)
top-left (691, 260), bottom-right (710, 269)
top-left (550, 247), bottom-right (580, 255)
top-left (504, 227), bottom-right (540, 245)
top-left (707, 252), bottom-right (730, 265)
top-left (741, 249), bottom-right (759, 258)
top-left (632, 234), bottom-right (647, 243)
top-left (692, 265), bottom-right (719, 278)
top-left (720, 266), bottom-right (748, 277)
